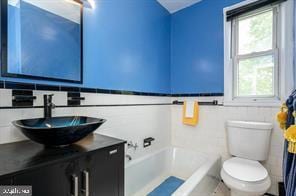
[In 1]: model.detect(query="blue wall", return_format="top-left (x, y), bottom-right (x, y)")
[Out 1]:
top-left (170, 0), bottom-right (244, 94)
top-left (5, 0), bottom-right (291, 94)
top-left (2, 0), bottom-right (171, 93)
top-left (83, 0), bottom-right (171, 93)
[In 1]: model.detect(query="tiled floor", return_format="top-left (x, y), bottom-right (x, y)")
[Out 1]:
top-left (212, 182), bottom-right (230, 196)
top-left (212, 182), bottom-right (275, 196)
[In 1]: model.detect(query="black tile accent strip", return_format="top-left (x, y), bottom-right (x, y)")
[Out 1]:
top-left (57, 103), bottom-right (172, 107)
top-left (80, 87), bottom-right (96, 93)
top-left (0, 99), bottom-right (225, 109)
top-left (1, 81), bottom-right (224, 97)
top-left (67, 92), bottom-right (84, 106)
top-left (12, 90), bottom-right (35, 107)
top-left (119, 90), bottom-right (136, 95)
top-left (60, 86), bottom-right (80, 92)
top-left (211, 93), bottom-right (224, 96)
top-left (96, 89), bottom-right (111, 94)
top-left (5, 81), bottom-right (36, 90)
top-left (0, 103), bottom-right (173, 109)
top-left (0, 100), bottom-right (224, 109)
top-left (110, 90), bottom-right (124, 95)
top-left (36, 84), bottom-right (60, 91)
top-left (0, 106), bottom-right (44, 109)
top-left (171, 93), bottom-right (224, 97)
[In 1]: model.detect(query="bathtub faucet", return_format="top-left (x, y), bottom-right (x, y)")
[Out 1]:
top-left (127, 141), bottom-right (138, 151)
top-left (125, 154), bottom-right (132, 161)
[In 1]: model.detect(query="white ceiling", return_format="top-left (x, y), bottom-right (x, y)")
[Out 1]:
top-left (157, 0), bottom-right (202, 13)
top-left (9, 0), bottom-right (201, 19)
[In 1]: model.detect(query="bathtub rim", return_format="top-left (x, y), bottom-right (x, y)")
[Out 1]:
top-left (125, 146), bottom-right (221, 196)
top-left (125, 146), bottom-right (219, 169)
top-left (172, 154), bottom-right (221, 196)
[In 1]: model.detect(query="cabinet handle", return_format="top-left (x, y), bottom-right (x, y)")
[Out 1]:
top-left (82, 170), bottom-right (89, 196)
top-left (71, 175), bottom-right (79, 196)
top-left (109, 149), bottom-right (118, 155)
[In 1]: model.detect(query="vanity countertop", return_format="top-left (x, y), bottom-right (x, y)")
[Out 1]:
top-left (0, 134), bottom-right (125, 179)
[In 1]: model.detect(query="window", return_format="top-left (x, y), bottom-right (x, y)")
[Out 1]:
top-left (233, 7), bottom-right (278, 98)
top-left (224, 0), bottom-right (294, 106)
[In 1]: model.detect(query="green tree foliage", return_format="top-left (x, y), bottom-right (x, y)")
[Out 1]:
top-left (238, 10), bottom-right (274, 96)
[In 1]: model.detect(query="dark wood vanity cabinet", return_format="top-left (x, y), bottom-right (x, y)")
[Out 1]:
top-left (86, 146), bottom-right (124, 196)
top-left (13, 161), bottom-right (72, 196)
top-left (0, 134), bottom-right (125, 196)
top-left (0, 177), bottom-right (12, 185)
top-left (78, 145), bottom-right (124, 196)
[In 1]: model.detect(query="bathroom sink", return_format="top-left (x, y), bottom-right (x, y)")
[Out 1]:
top-left (13, 116), bottom-right (106, 146)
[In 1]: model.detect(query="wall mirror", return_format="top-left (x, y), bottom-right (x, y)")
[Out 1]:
top-left (1, 0), bottom-right (83, 83)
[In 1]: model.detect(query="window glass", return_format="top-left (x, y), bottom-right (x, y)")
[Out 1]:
top-left (238, 55), bottom-right (274, 96)
top-left (234, 7), bottom-right (277, 98)
top-left (238, 10), bottom-right (273, 55)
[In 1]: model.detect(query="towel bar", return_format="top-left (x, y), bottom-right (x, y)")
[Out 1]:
top-left (172, 100), bottom-right (219, 106)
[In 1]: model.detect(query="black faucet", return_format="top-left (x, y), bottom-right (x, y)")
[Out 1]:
top-left (44, 94), bottom-right (55, 118)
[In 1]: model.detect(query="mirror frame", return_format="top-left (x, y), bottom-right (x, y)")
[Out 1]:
top-left (0, 0), bottom-right (83, 84)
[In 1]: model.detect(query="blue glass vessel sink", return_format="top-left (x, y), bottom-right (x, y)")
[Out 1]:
top-left (13, 116), bottom-right (106, 146)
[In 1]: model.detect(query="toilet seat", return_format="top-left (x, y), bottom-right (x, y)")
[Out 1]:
top-left (221, 157), bottom-right (271, 195)
top-left (223, 157), bottom-right (268, 182)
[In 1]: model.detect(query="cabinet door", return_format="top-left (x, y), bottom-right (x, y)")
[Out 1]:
top-left (0, 177), bottom-right (12, 185)
top-left (80, 144), bottom-right (124, 196)
top-left (92, 145), bottom-right (124, 196)
top-left (13, 159), bottom-right (80, 196)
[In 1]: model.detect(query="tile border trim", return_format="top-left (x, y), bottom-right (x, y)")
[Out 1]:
top-left (0, 103), bottom-right (174, 109)
top-left (0, 80), bottom-right (224, 97)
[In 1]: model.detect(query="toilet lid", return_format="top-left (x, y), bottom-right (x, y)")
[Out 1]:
top-left (223, 157), bottom-right (268, 182)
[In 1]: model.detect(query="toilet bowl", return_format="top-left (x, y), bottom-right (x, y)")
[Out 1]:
top-left (221, 157), bottom-right (271, 196)
top-left (222, 121), bottom-right (273, 196)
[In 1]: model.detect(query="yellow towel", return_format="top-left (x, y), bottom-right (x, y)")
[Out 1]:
top-left (183, 101), bottom-right (199, 126)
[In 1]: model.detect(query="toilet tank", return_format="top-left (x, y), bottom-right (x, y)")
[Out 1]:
top-left (226, 121), bottom-right (273, 161)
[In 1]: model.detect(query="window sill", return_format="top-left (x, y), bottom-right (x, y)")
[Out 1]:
top-left (223, 100), bottom-right (282, 107)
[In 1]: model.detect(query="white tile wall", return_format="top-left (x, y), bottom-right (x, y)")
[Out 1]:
top-left (171, 97), bottom-right (284, 195)
top-left (0, 91), bottom-right (285, 195)
top-left (33, 91), bottom-right (67, 106)
top-left (0, 91), bottom-right (172, 161)
top-left (0, 89), bottom-right (12, 107)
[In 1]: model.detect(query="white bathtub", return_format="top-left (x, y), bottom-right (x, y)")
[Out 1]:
top-left (125, 147), bottom-right (221, 196)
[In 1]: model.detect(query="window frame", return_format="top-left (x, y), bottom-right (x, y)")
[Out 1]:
top-left (232, 6), bottom-right (279, 100)
top-left (223, 0), bottom-right (294, 107)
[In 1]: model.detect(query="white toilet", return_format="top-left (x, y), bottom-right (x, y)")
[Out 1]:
top-left (221, 121), bottom-right (273, 196)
